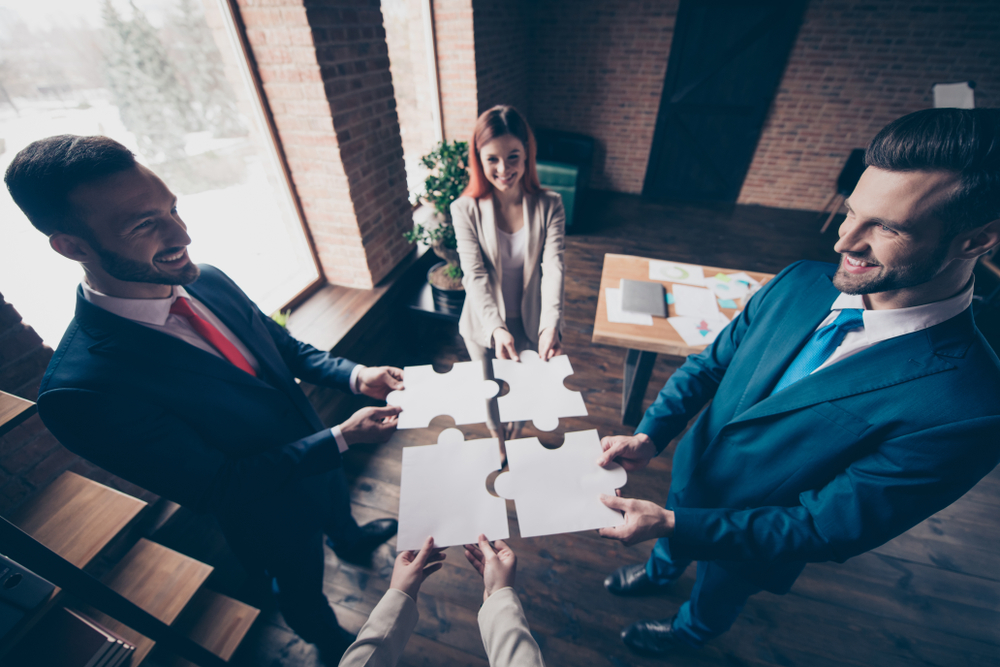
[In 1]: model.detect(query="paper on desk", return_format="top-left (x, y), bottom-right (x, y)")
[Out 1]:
top-left (605, 288), bottom-right (653, 325)
top-left (649, 260), bottom-right (705, 286)
top-left (703, 272), bottom-right (759, 300)
top-left (672, 284), bottom-right (720, 318)
top-left (668, 313), bottom-right (730, 347)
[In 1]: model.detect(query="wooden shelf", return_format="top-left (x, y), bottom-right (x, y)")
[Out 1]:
top-left (0, 390), bottom-right (36, 437)
top-left (9, 471), bottom-right (147, 568)
top-left (82, 539), bottom-right (213, 665)
top-left (160, 589), bottom-right (260, 666)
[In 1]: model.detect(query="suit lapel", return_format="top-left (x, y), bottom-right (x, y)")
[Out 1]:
top-left (479, 196), bottom-right (501, 280)
top-left (183, 280), bottom-right (296, 391)
top-left (733, 272), bottom-right (841, 414)
top-left (522, 193), bottom-right (540, 290)
top-left (730, 282), bottom-right (972, 426)
top-left (76, 293), bottom-right (268, 390)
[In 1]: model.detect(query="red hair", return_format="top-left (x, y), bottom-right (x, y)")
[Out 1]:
top-left (462, 105), bottom-right (542, 199)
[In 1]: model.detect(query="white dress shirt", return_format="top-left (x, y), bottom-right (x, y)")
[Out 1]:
top-left (812, 278), bottom-right (974, 375)
top-left (81, 281), bottom-right (363, 451)
top-left (498, 225), bottom-right (527, 320)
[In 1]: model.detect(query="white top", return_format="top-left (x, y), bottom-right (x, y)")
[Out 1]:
top-left (81, 281), bottom-right (361, 451)
top-left (812, 278), bottom-right (975, 375)
top-left (498, 225), bottom-right (527, 320)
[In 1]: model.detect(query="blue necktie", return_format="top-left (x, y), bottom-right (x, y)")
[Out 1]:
top-left (772, 309), bottom-right (865, 394)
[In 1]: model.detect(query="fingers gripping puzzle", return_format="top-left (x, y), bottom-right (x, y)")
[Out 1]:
top-left (493, 430), bottom-right (627, 538)
top-left (491, 350), bottom-right (588, 431)
top-left (387, 361), bottom-right (500, 429)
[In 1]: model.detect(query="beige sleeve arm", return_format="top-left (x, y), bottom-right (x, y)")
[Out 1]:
top-left (452, 199), bottom-right (507, 348)
top-left (537, 195), bottom-right (566, 336)
top-left (478, 588), bottom-right (546, 667)
top-left (338, 589), bottom-right (419, 667)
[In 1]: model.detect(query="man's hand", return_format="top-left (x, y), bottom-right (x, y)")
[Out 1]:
top-left (492, 328), bottom-right (519, 361)
top-left (357, 366), bottom-right (404, 400)
top-left (389, 536), bottom-right (447, 600)
top-left (464, 534), bottom-right (517, 602)
top-left (597, 433), bottom-right (657, 471)
top-left (598, 494), bottom-right (674, 546)
top-left (537, 327), bottom-right (563, 360)
top-left (340, 405), bottom-right (402, 445)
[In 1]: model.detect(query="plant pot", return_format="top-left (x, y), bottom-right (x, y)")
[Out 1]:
top-left (428, 262), bottom-right (465, 314)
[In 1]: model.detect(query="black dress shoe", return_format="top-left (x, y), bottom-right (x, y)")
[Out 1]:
top-left (329, 518), bottom-right (398, 565)
top-left (621, 616), bottom-right (691, 656)
top-left (604, 562), bottom-right (669, 596)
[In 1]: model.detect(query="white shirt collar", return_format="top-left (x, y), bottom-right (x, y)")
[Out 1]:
top-left (81, 282), bottom-right (191, 326)
top-left (828, 278), bottom-right (975, 345)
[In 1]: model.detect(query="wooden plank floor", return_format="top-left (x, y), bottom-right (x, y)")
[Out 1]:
top-left (149, 192), bottom-right (1000, 667)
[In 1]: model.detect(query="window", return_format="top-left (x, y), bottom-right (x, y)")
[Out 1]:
top-left (0, 0), bottom-right (319, 344)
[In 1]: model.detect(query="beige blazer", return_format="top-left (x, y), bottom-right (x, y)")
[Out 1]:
top-left (338, 589), bottom-right (418, 667)
top-left (339, 587), bottom-right (545, 667)
top-left (478, 588), bottom-right (546, 667)
top-left (451, 191), bottom-right (566, 350)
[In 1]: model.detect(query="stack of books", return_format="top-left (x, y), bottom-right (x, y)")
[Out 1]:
top-left (12, 607), bottom-right (135, 667)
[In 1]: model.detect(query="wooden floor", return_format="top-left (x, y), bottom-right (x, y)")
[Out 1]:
top-left (148, 192), bottom-right (1000, 667)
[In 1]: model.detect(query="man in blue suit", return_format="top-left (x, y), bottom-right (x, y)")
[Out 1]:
top-left (596, 108), bottom-right (1000, 656)
top-left (5, 135), bottom-right (404, 656)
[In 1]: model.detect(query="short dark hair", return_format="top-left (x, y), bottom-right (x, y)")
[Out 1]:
top-left (865, 108), bottom-right (1000, 234)
top-left (4, 135), bottom-right (137, 238)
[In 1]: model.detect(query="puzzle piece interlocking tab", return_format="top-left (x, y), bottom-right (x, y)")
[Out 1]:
top-left (396, 429), bottom-right (510, 550)
top-left (387, 361), bottom-right (500, 429)
top-left (493, 429), bottom-right (626, 539)
top-left (491, 350), bottom-right (588, 431)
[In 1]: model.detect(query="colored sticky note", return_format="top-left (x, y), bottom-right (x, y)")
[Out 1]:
top-left (717, 298), bottom-right (738, 309)
top-left (714, 273), bottom-right (732, 283)
top-left (665, 293), bottom-right (675, 305)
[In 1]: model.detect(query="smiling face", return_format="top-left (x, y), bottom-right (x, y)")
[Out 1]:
top-left (65, 164), bottom-right (199, 296)
top-left (479, 134), bottom-right (526, 194)
top-left (832, 167), bottom-right (969, 308)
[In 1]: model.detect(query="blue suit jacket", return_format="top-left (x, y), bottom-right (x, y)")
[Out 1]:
top-left (637, 261), bottom-right (1000, 593)
top-left (38, 265), bottom-right (357, 519)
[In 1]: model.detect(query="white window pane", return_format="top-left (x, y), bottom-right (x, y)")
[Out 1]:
top-left (0, 0), bottom-right (318, 344)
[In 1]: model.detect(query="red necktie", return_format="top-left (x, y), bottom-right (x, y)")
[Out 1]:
top-left (169, 297), bottom-right (257, 377)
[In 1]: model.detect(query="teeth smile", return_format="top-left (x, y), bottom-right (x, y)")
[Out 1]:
top-left (157, 251), bottom-right (185, 263)
top-left (845, 257), bottom-right (874, 267)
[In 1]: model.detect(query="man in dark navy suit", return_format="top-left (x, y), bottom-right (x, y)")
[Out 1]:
top-left (596, 109), bottom-right (1000, 656)
top-left (5, 135), bottom-right (403, 656)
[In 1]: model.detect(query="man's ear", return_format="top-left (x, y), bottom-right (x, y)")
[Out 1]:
top-left (956, 218), bottom-right (1000, 259)
top-left (50, 233), bottom-right (96, 263)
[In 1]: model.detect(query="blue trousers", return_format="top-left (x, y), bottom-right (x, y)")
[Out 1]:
top-left (646, 538), bottom-right (762, 646)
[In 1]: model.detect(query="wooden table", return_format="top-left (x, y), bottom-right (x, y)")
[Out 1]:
top-left (0, 390), bottom-right (36, 438)
top-left (592, 254), bottom-right (773, 425)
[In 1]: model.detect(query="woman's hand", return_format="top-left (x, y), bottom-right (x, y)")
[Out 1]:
top-left (493, 328), bottom-right (519, 360)
top-left (464, 534), bottom-right (517, 602)
top-left (537, 327), bottom-right (562, 360)
top-left (389, 536), bottom-right (446, 600)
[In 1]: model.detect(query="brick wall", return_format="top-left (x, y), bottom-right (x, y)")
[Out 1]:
top-left (0, 294), bottom-right (154, 516)
top-left (237, 0), bottom-right (412, 288)
top-left (471, 0), bottom-right (530, 117)
top-left (526, 0), bottom-right (677, 193)
top-left (432, 0), bottom-right (479, 142)
top-left (737, 0), bottom-right (1000, 211)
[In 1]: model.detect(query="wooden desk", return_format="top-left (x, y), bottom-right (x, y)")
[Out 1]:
top-left (0, 390), bottom-right (36, 438)
top-left (592, 254), bottom-right (773, 425)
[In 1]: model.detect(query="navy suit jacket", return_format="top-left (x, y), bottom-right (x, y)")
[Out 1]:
top-left (637, 261), bottom-right (1000, 593)
top-left (38, 265), bottom-right (357, 519)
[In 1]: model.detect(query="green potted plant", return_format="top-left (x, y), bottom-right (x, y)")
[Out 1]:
top-left (404, 140), bottom-right (469, 307)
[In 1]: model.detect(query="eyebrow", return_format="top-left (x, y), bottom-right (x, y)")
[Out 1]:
top-left (123, 196), bottom-right (178, 225)
top-left (843, 199), bottom-right (906, 229)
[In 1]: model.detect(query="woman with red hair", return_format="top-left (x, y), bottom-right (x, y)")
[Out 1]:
top-left (452, 105), bottom-right (567, 442)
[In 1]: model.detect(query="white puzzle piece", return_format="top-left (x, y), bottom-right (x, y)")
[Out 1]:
top-left (491, 350), bottom-right (588, 431)
top-left (493, 429), bottom-right (627, 539)
top-left (387, 361), bottom-right (500, 429)
top-left (396, 429), bottom-right (510, 550)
